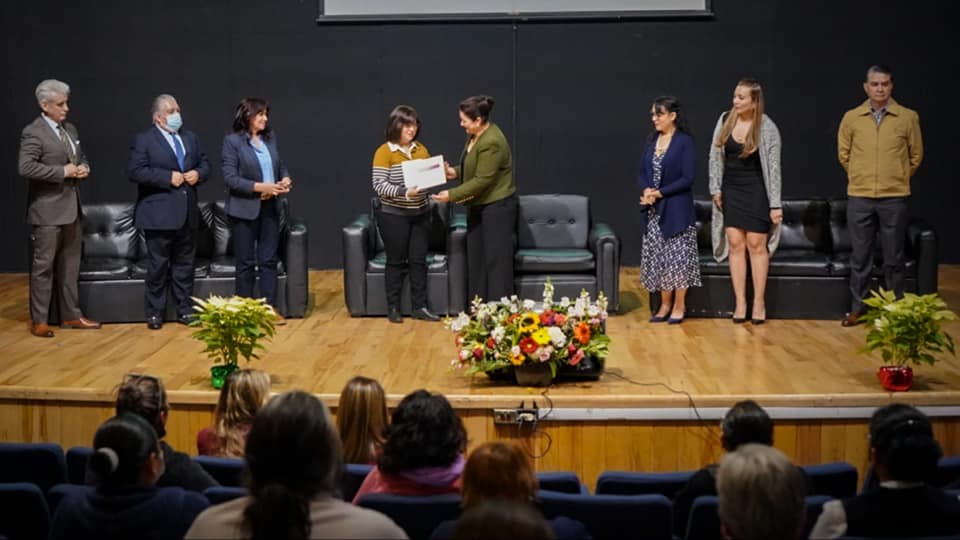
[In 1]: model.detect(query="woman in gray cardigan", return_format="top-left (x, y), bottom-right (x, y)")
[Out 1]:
top-left (708, 78), bottom-right (782, 324)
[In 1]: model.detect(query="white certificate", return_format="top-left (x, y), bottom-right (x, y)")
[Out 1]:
top-left (401, 155), bottom-right (446, 191)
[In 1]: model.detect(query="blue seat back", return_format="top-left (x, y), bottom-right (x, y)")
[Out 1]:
top-left (0, 482), bottom-right (51, 540)
top-left (538, 491), bottom-right (672, 540)
top-left (537, 471), bottom-right (586, 494)
top-left (685, 494), bottom-right (833, 540)
top-left (0, 442), bottom-right (67, 493)
top-left (203, 486), bottom-right (247, 505)
top-left (595, 470), bottom-right (696, 498)
top-left (802, 462), bottom-right (858, 498)
top-left (193, 455), bottom-right (244, 486)
top-left (66, 446), bottom-right (94, 485)
top-left (341, 463), bottom-right (374, 501)
top-left (47, 483), bottom-right (93, 516)
top-left (356, 493), bottom-right (462, 540)
top-left (936, 455), bottom-right (960, 488)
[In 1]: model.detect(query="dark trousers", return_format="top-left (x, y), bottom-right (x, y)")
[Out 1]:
top-left (144, 225), bottom-right (196, 318)
top-left (376, 209), bottom-right (430, 311)
top-left (848, 196), bottom-right (908, 313)
top-left (30, 220), bottom-right (82, 323)
top-left (232, 198), bottom-right (280, 308)
top-left (466, 194), bottom-right (517, 301)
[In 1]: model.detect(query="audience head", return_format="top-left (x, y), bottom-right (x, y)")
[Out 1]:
top-left (459, 95), bottom-right (495, 135)
top-left (233, 97), bottom-right (271, 136)
top-left (384, 105), bottom-right (421, 145)
top-left (379, 389), bottom-right (466, 474)
top-left (649, 95), bottom-right (690, 138)
top-left (461, 441), bottom-right (537, 508)
top-left (89, 413), bottom-right (164, 489)
top-left (244, 391), bottom-right (342, 540)
top-left (35, 79), bottom-right (71, 123)
top-left (720, 399), bottom-right (773, 452)
top-left (336, 376), bottom-right (388, 464)
top-left (869, 403), bottom-right (941, 482)
top-left (115, 373), bottom-right (169, 439)
top-left (716, 443), bottom-right (806, 540)
top-left (214, 368), bottom-right (272, 457)
top-left (452, 499), bottom-right (555, 540)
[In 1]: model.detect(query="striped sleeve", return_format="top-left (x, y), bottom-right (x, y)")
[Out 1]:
top-left (372, 145), bottom-right (404, 199)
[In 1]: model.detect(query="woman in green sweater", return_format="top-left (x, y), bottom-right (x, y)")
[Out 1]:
top-left (433, 95), bottom-right (517, 301)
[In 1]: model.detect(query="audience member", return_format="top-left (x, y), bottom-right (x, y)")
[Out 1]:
top-left (114, 373), bottom-right (218, 491)
top-left (50, 413), bottom-right (209, 540)
top-left (430, 441), bottom-right (588, 540)
top-left (337, 376), bottom-right (388, 464)
top-left (451, 499), bottom-right (556, 540)
top-left (185, 391), bottom-right (406, 539)
top-left (672, 399), bottom-right (811, 535)
top-left (810, 404), bottom-right (960, 538)
top-left (716, 443), bottom-right (806, 540)
top-left (353, 389), bottom-right (466, 501)
top-left (197, 368), bottom-right (271, 457)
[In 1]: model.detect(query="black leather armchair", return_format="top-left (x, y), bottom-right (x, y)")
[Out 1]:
top-left (513, 194), bottom-right (621, 312)
top-left (651, 197), bottom-right (938, 319)
top-left (74, 199), bottom-right (308, 323)
top-left (342, 198), bottom-right (467, 316)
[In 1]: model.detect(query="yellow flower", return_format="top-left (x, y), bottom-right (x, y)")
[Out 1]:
top-left (519, 312), bottom-right (540, 333)
top-left (510, 352), bottom-right (526, 365)
top-left (531, 328), bottom-right (551, 346)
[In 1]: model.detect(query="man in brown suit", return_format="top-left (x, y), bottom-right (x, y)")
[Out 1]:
top-left (18, 79), bottom-right (100, 337)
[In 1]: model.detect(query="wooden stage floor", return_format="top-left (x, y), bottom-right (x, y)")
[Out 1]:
top-left (1, 267), bottom-right (959, 409)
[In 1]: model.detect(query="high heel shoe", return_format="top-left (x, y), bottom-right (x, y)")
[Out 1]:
top-left (649, 305), bottom-right (672, 323)
top-left (732, 316), bottom-right (748, 324)
top-left (668, 310), bottom-right (685, 325)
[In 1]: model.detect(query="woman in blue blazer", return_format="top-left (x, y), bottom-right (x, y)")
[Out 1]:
top-left (638, 96), bottom-right (701, 324)
top-left (221, 98), bottom-right (292, 320)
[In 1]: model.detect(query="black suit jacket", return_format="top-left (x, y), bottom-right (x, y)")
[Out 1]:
top-left (18, 116), bottom-right (88, 226)
top-left (128, 126), bottom-right (210, 230)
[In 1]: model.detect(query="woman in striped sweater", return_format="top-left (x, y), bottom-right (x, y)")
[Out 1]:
top-left (371, 105), bottom-right (442, 323)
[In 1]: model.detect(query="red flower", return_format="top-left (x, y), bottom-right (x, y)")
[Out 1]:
top-left (473, 347), bottom-right (484, 359)
top-left (486, 337), bottom-right (496, 349)
top-left (507, 313), bottom-right (520, 324)
top-left (567, 344), bottom-right (578, 354)
top-left (554, 314), bottom-right (567, 326)
top-left (519, 337), bottom-right (539, 355)
top-left (454, 333), bottom-right (463, 347)
top-left (569, 349), bottom-right (585, 366)
top-left (574, 322), bottom-right (591, 344)
top-left (539, 310), bottom-right (554, 325)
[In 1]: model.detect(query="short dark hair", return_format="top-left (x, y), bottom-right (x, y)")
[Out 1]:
top-left (459, 95), bottom-right (495, 123)
top-left (452, 500), bottom-right (555, 540)
top-left (648, 95), bottom-right (691, 142)
top-left (90, 413), bottom-right (160, 489)
top-left (869, 403), bottom-right (941, 482)
top-left (233, 97), bottom-right (272, 136)
top-left (115, 373), bottom-right (169, 439)
top-left (379, 389), bottom-right (466, 474)
top-left (866, 65), bottom-right (894, 82)
top-left (721, 400), bottom-right (773, 451)
top-left (384, 105), bottom-right (421, 143)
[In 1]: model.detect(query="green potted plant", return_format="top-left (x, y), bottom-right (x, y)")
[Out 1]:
top-left (191, 295), bottom-right (277, 389)
top-left (860, 289), bottom-right (956, 391)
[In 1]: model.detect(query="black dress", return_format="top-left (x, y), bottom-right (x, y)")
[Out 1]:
top-left (721, 138), bottom-right (769, 233)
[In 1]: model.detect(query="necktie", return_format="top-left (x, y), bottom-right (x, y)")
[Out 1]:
top-left (172, 134), bottom-right (186, 171)
top-left (59, 126), bottom-right (78, 165)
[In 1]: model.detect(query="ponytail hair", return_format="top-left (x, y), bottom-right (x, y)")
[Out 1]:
top-left (869, 403), bottom-right (942, 482)
top-left (459, 95), bottom-right (496, 123)
top-left (89, 413), bottom-right (160, 489)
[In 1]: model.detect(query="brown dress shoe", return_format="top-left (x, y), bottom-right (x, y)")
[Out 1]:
top-left (30, 322), bottom-right (54, 338)
top-left (274, 314), bottom-right (287, 326)
top-left (841, 312), bottom-right (864, 327)
top-left (60, 317), bottom-right (102, 329)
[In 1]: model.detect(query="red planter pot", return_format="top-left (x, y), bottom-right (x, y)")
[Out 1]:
top-left (876, 365), bottom-right (914, 392)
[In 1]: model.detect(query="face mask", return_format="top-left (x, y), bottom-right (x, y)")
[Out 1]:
top-left (165, 112), bottom-right (183, 132)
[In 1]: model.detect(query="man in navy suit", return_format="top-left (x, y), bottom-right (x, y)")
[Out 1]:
top-left (128, 94), bottom-right (210, 329)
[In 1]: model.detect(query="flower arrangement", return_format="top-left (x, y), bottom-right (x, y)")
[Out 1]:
top-left (860, 289), bottom-right (956, 366)
top-left (445, 280), bottom-right (611, 378)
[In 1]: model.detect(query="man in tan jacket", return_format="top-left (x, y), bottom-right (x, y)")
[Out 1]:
top-left (838, 65), bottom-right (923, 327)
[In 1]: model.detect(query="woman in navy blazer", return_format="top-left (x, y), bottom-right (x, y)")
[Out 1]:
top-left (638, 96), bottom-right (701, 324)
top-left (221, 98), bottom-right (292, 320)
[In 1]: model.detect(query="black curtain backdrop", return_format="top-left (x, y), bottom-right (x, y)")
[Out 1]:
top-left (1, 0), bottom-right (955, 271)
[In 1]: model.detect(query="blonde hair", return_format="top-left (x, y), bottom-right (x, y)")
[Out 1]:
top-left (461, 441), bottom-right (538, 509)
top-left (716, 443), bottom-right (806, 540)
top-left (213, 369), bottom-right (271, 457)
top-left (715, 78), bottom-right (765, 158)
top-left (336, 376), bottom-right (388, 464)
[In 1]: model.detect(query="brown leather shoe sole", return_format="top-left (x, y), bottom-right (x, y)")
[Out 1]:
top-left (60, 318), bottom-right (102, 329)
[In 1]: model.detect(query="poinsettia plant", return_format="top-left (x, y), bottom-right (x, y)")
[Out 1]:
top-left (445, 280), bottom-right (611, 377)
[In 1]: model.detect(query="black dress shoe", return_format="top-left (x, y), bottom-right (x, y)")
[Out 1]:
top-left (146, 316), bottom-right (162, 330)
top-left (411, 307), bottom-right (440, 321)
top-left (387, 308), bottom-right (403, 324)
top-left (177, 314), bottom-right (194, 326)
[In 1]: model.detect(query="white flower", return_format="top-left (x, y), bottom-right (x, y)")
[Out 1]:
top-left (509, 304), bottom-right (519, 313)
top-left (587, 305), bottom-right (599, 317)
top-left (560, 297), bottom-right (571, 308)
top-left (459, 349), bottom-right (471, 360)
top-left (523, 299), bottom-right (536, 310)
top-left (547, 326), bottom-right (567, 347)
top-left (449, 313), bottom-right (471, 332)
top-left (538, 347), bottom-right (552, 362)
top-left (500, 297), bottom-right (510, 305)
top-left (511, 345), bottom-right (521, 356)
top-left (491, 325), bottom-right (506, 343)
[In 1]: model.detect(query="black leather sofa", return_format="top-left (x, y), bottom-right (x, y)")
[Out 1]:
top-left (650, 198), bottom-right (938, 319)
top-left (342, 198), bottom-right (467, 316)
top-left (73, 199), bottom-right (308, 323)
top-left (514, 194), bottom-right (621, 312)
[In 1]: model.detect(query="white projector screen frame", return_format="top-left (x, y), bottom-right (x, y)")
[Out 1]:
top-left (316, 0), bottom-right (712, 23)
